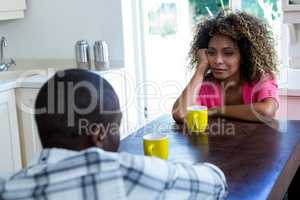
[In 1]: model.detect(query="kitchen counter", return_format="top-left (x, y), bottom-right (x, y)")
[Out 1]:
top-left (0, 67), bottom-right (125, 92)
top-left (15, 75), bottom-right (49, 88)
top-left (0, 74), bottom-right (49, 92)
top-left (0, 80), bottom-right (17, 92)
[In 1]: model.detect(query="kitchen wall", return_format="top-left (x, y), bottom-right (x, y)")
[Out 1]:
top-left (0, 0), bottom-right (124, 68)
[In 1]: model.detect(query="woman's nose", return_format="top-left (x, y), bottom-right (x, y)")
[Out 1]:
top-left (215, 54), bottom-right (224, 64)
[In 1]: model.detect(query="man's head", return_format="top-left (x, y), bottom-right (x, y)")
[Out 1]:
top-left (35, 69), bottom-right (122, 152)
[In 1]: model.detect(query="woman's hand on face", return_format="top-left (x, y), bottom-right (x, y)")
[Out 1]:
top-left (196, 48), bottom-right (209, 75)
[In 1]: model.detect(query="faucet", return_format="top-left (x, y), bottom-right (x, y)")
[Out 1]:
top-left (0, 36), bottom-right (15, 71)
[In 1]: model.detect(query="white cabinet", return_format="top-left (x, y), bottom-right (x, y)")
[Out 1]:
top-left (0, 89), bottom-right (22, 173)
top-left (15, 88), bottom-right (41, 167)
top-left (0, 0), bottom-right (26, 20)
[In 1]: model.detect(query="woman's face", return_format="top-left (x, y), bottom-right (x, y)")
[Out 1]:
top-left (207, 35), bottom-right (241, 82)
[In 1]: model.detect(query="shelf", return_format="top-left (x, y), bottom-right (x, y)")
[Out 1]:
top-left (282, 0), bottom-right (300, 23)
top-left (0, 10), bottom-right (24, 20)
top-left (283, 12), bottom-right (300, 24)
top-left (282, 4), bottom-right (300, 11)
top-left (0, 0), bottom-right (26, 21)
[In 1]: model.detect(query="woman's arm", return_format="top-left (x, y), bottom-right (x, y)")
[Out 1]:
top-left (172, 49), bottom-right (209, 123)
top-left (210, 98), bottom-right (278, 122)
top-left (172, 67), bottom-right (205, 123)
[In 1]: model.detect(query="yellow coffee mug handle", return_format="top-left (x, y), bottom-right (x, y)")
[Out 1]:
top-left (147, 144), bottom-right (154, 156)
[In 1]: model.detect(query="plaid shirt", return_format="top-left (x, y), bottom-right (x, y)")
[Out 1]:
top-left (0, 148), bottom-right (227, 200)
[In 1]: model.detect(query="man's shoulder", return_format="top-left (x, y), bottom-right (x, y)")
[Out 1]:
top-left (2, 148), bottom-right (124, 188)
top-left (9, 148), bottom-right (122, 181)
top-left (0, 148), bottom-right (128, 200)
top-left (47, 148), bottom-right (121, 172)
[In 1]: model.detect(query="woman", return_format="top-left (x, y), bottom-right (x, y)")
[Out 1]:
top-left (172, 10), bottom-right (279, 123)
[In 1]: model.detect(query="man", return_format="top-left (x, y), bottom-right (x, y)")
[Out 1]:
top-left (0, 69), bottom-right (227, 199)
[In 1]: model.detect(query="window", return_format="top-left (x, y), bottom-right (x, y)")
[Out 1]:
top-left (148, 2), bottom-right (178, 37)
top-left (189, 0), bottom-right (230, 19)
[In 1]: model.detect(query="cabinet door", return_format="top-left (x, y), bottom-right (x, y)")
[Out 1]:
top-left (0, 0), bottom-right (26, 20)
top-left (0, 90), bottom-right (22, 173)
top-left (15, 88), bottom-right (41, 167)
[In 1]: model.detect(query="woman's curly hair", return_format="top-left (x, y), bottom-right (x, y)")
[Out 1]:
top-left (189, 10), bottom-right (278, 83)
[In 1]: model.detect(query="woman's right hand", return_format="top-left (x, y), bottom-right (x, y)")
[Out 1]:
top-left (195, 48), bottom-right (209, 75)
top-left (172, 49), bottom-right (208, 123)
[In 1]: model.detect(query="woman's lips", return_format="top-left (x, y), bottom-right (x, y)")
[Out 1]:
top-left (211, 68), bottom-right (226, 74)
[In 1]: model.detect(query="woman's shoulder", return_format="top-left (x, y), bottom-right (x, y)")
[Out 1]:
top-left (243, 73), bottom-right (279, 104)
top-left (259, 73), bottom-right (277, 82)
top-left (244, 74), bottom-right (278, 91)
top-left (246, 73), bottom-right (277, 87)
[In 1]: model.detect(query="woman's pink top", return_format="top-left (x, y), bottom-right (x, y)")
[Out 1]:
top-left (196, 75), bottom-right (279, 108)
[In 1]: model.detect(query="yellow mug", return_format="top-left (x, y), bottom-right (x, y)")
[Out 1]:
top-left (143, 134), bottom-right (169, 160)
top-left (186, 105), bottom-right (208, 133)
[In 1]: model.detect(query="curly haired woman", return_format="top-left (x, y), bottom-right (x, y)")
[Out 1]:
top-left (172, 10), bottom-right (279, 123)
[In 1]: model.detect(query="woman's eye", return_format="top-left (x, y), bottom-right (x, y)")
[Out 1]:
top-left (224, 52), bottom-right (234, 56)
top-left (207, 51), bottom-right (215, 55)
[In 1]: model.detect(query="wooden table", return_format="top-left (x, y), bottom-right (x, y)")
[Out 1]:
top-left (119, 115), bottom-right (300, 200)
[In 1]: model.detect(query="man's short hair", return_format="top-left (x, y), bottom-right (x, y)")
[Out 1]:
top-left (34, 69), bottom-right (121, 150)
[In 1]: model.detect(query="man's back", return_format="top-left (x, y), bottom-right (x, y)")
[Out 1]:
top-left (0, 148), bottom-right (227, 200)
